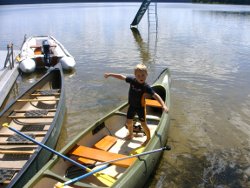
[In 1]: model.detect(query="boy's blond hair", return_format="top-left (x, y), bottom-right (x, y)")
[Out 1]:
top-left (134, 64), bottom-right (148, 74)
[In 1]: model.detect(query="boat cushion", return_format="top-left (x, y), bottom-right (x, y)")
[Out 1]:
top-left (145, 99), bottom-right (161, 108)
top-left (94, 135), bottom-right (117, 151)
top-left (34, 47), bottom-right (42, 55)
top-left (70, 145), bottom-right (135, 168)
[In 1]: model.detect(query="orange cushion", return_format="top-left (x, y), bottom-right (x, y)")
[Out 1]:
top-left (145, 99), bottom-right (161, 108)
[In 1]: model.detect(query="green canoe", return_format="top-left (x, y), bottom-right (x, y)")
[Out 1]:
top-left (24, 67), bottom-right (171, 188)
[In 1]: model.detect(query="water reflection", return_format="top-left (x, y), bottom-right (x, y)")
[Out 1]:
top-left (130, 24), bottom-right (158, 67)
top-left (0, 3), bottom-right (250, 187)
top-left (131, 27), bottom-right (151, 64)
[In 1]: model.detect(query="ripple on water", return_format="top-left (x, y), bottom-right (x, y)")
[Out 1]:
top-left (149, 148), bottom-right (250, 188)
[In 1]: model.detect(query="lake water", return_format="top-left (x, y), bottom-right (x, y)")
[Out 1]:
top-left (0, 2), bottom-right (250, 187)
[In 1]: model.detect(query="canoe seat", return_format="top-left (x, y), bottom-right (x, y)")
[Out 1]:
top-left (1, 134), bottom-right (35, 145)
top-left (8, 110), bottom-right (49, 118)
top-left (17, 98), bottom-right (59, 102)
top-left (94, 135), bottom-right (117, 151)
top-left (0, 168), bottom-right (18, 184)
top-left (75, 135), bottom-right (117, 165)
top-left (34, 47), bottom-right (42, 55)
top-left (145, 99), bottom-right (162, 119)
top-left (70, 145), bottom-right (135, 168)
top-left (145, 99), bottom-right (162, 108)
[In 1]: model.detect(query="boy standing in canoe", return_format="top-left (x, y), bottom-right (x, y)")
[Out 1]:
top-left (104, 64), bottom-right (168, 146)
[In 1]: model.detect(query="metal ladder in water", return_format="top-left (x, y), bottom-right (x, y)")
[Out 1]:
top-left (130, 0), bottom-right (158, 63)
top-left (147, 0), bottom-right (158, 63)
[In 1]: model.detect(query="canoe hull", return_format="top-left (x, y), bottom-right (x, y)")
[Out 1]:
top-left (0, 64), bottom-right (66, 188)
top-left (24, 68), bottom-right (171, 188)
top-left (9, 101), bottom-right (66, 188)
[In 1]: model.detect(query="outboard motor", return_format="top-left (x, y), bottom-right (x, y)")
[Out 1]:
top-left (42, 40), bottom-right (50, 66)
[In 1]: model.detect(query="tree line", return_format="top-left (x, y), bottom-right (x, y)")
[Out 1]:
top-left (192, 0), bottom-right (250, 5)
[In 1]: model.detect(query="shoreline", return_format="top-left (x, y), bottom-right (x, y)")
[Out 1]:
top-left (0, 0), bottom-right (191, 6)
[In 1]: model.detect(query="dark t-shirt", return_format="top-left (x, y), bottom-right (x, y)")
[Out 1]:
top-left (125, 76), bottom-right (155, 107)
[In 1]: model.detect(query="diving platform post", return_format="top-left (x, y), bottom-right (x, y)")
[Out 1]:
top-left (130, 0), bottom-right (152, 27)
top-left (0, 44), bottom-right (19, 108)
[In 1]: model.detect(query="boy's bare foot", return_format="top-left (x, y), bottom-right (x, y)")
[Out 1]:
top-left (142, 139), bottom-right (150, 146)
top-left (124, 134), bottom-right (133, 140)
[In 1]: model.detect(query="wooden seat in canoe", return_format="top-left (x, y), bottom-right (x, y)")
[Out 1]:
top-left (31, 93), bottom-right (60, 96)
top-left (0, 150), bottom-right (35, 155)
top-left (75, 135), bottom-right (117, 165)
top-left (94, 135), bottom-right (117, 151)
top-left (76, 157), bottom-right (96, 165)
top-left (17, 98), bottom-right (59, 102)
top-left (70, 145), bottom-right (135, 168)
top-left (13, 109), bottom-right (56, 113)
top-left (145, 99), bottom-right (161, 108)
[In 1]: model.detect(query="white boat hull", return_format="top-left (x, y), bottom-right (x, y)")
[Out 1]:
top-left (59, 56), bottom-right (76, 71)
top-left (19, 58), bottom-right (36, 73)
top-left (17, 36), bottom-right (76, 73)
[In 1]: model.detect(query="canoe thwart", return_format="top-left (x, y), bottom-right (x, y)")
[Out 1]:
top-left (13, 109), bottom-right (56, 113)
top-left (31, 93), bottom-right (60, 96)
top-left (0, 132), bottom-right (46, 137)
top-left (13, 119), bottom-right (47, 127)
top-left (93, 135), bottom-right (117, 151)
top-left (17, 98), bottom-right (59, 102)
top-left (70, 145), bottom-right (135, 168)
top-left (0, 150), bottom-right (35, 154)
top-left (0, 142), bottom-right (35, 145)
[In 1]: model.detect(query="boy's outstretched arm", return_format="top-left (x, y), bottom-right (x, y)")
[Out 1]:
top-left (104, 73), bottom-right (126, 80)
top-left (153, 93), bottom-right (169, 113)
